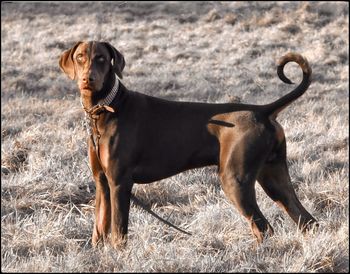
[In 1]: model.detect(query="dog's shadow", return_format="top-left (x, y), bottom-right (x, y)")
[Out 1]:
top-left (132, 167), bottom-right (222, 210)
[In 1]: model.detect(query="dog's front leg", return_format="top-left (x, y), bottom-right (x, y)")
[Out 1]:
top-left (106, 174), bottom-right (133, 249)
top-left (88, 138), bottom-right (111, 247)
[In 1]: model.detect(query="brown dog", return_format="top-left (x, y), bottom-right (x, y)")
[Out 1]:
top-left (59, 41), bottom-right (317, 248)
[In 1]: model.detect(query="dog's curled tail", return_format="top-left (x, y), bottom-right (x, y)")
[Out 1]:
top-left (263, 52), bottom-right (312, 118)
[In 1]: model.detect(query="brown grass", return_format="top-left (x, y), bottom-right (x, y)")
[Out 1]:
top-left (1, 1), bottom-right (349, 272)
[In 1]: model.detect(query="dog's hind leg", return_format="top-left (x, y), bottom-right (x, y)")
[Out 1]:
top-left (257, 153), bottom-right (317, 232)
top-left (218, 130), bottom-right (274, 243)
top-left (219, 170), bottom-right (274, 243)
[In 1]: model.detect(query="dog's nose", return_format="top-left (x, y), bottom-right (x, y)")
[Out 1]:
top-left (82, 75), bottom-right (95, 84)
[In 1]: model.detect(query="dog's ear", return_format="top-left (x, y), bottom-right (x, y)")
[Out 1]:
top-left (59, 41), bottom-right (82, 80)
top-left (103, 42), bottom-right (125, 79)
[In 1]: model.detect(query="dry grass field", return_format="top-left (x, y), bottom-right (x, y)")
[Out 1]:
top-left (1, 1), bottom-right (349, 272)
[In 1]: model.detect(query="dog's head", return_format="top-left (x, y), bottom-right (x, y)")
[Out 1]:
top-left (59, 41), bottom-right (125, 96)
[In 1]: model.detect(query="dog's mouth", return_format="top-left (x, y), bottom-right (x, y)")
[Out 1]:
top-left (79, 83), bottom-right (102, 93)
top-left (80, 84), bottom-right (93, 90)
top-left (79, 86), bottom-right (92, 95)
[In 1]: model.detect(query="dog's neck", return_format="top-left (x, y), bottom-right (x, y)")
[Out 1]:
top-left (80, 73), bottom-right (119, 112)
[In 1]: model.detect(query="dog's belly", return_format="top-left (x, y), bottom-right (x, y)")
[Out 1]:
top-left (131, 138), bottom-right (219, 184)
top-left (131, 158), bottom-right (218, 184)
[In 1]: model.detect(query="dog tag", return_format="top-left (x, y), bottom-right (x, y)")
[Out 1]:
top-left (104, 106), bottom-right (115, 113)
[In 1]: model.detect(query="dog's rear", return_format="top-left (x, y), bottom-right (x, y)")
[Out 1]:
top-left (208, 53), bottom-right (316, 242)
top-left (257, 53), bottom-right (317, 233)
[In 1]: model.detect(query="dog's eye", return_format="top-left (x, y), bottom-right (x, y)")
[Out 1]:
top-left (76, 54), bottom-right (84, 63)
top-left (97, 56), bottom-right (105, 62)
